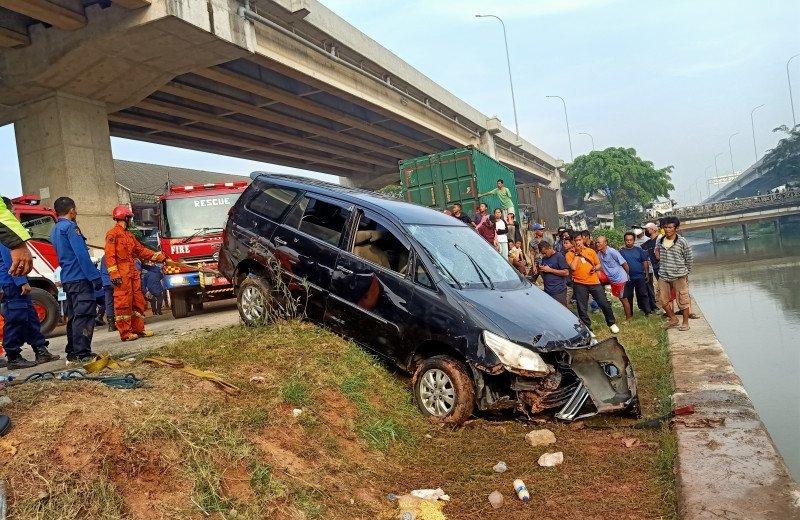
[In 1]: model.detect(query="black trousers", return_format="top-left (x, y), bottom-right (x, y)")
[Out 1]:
top-left (150, 292), bottom-right (164, 314)
top-left (624, 277), bottom-right (654, 314)
top-left (63, 280), bottom-right (96, 359)
top-left (573, 283), bottom-right (615, 329)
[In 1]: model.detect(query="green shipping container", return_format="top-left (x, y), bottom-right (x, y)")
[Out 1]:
top-left (399, 147), bottom-right (518, 220)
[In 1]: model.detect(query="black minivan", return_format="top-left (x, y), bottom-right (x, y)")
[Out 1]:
top-left (219, 174), bottom-right (638, 424)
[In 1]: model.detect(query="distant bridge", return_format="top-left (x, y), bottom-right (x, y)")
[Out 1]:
top-left (671, 189), bottom-right (800, 233)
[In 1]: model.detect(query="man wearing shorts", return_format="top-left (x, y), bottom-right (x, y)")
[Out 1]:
top-left (655, 216), bottom-right (693, 330)
top-left (596, 235), bottom-right (632, 320)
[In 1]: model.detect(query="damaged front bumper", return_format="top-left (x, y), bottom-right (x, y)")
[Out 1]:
top-left (473, 337), bottom-right (639, 421)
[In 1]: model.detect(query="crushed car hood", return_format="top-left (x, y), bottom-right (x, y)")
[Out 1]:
top-left (454, 285), bottom-right (588, 351)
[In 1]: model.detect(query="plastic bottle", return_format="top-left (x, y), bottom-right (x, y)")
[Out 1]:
top-left (513, 479), bottom-right (530, 502)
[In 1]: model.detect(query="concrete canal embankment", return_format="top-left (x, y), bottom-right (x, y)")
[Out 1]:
top-left (669, 298), bottom-right (800, 519)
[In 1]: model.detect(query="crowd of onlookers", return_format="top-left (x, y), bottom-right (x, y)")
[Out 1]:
top-left (444, 187), bottom-right (696, 335)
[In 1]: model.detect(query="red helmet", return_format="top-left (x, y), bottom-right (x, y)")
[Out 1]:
top-left (112, 205), bottom-right (134, 221)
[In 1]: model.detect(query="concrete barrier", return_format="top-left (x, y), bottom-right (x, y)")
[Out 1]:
top-left (669, 298), bottom-right (800, 519)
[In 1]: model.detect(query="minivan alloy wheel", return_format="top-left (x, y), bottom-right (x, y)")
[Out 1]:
top-left (419, 368), bottom-right (455, 416)
top-left (240, 284), bottom-right (266, 323)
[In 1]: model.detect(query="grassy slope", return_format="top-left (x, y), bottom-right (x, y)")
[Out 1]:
top-left (0, 309), bottom-right (676, 520)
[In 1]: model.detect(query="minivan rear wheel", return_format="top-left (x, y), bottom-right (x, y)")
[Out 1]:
top-left (412, 355), bottom-right (474, 425)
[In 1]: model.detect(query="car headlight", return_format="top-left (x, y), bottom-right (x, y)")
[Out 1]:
top-left (482, 331), bottom-right (551, 375)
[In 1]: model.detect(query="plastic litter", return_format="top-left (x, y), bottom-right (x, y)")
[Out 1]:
top-left (525, 428), bottom-right (556, 447)
top-left (488, 490), bottom-right (504, 509)
top-left (387, 493), bottom-right (398, 501)
top-left (410, 488), bottom-right (449, 501)
top-left (538, 451), bottom-right (564, 467)
top-left (0, 397), bottom-right (10, 407)
top-left (249, 376), bottom-right (267, 384)
top-left (492, 461), bottom-right (508, 473)
top-left (396, 493), bottom-right (447, 520)
top-left (513, 479), bottom-right (530, 502)
top-left (292, 408), bottom-right (303, 418)
top-left (623, 437), bottom-right (640, 448)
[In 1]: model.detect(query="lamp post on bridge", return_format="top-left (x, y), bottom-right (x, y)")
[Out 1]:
top-left (475, 14), bottom-right (520, 144)
top-left (577, 132), bottom-right (595, 151)
top-left (728, 132), bottom-right (739, 175)
top-left (750, 104), bottom-right (765, 161)
top-left (787, 53), bottom-right (800, 128)
top-left (705, 165), bottom-right (714, 199)
top-left (546, 95), bottom-right (574, 161)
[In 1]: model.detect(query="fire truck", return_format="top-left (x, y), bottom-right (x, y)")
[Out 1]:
top-left (157, 182), bottom-right (247, 318)
top-left (2, 196), bottom-right (62, 336)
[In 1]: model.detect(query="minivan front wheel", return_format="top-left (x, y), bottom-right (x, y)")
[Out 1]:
top-left (237, 276), bottom-right (273, 326)
top-left (412, 356), bottom-right (475, 425)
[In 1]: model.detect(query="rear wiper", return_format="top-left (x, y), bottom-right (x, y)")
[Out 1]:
top-left (453, 243), bottom-right (494, 290)
top-left (180, 227), bottom-right (223, 244)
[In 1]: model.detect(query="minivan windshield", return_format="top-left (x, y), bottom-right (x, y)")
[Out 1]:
top-left (408, 225), bottom-right (524, 290)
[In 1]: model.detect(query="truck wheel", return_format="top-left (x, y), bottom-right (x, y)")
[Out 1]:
top-left (30, 288), bottom-right (58, 336)
top-left (412, 355), bottom-right (475, 425)
top-left (171, 292), bottom-right (189, 319)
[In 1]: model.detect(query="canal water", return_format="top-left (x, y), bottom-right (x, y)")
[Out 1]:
top-left (688, 227), bottom-right (800, 480)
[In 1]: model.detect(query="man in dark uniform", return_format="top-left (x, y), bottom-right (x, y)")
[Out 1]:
top-left (0, 194), bottom-right (35, 436)
top-left (0, 214), bottom-right (60, 369)
top-left (50, 197), bottom-right (102, 363)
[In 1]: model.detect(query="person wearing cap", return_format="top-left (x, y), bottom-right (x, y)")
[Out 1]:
top-left (528, 223), bottom-right (546, 268)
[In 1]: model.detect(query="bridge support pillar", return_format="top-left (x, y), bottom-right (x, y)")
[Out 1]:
top-left (741, 223), bottom-right (748, 240)
top-left (710, 228), bottom-right (717, 243)
top-left (14, 92), bottom-right (118, 244)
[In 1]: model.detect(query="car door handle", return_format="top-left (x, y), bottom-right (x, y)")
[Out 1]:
top-left (336, 266), bottom-right (353, 275)
top-left (274, 237), bottom-right (287, 246)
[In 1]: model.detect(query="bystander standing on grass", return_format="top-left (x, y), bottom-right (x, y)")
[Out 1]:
top-left (655, 216), bottom-right (693, 331)
top-left (596, 235), bottom-right (632, 320)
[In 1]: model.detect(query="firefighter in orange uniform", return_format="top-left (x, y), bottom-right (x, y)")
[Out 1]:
top-left (105, 205), bottom-right (166, 341)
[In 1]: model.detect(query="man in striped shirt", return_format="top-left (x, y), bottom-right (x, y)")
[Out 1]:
top-left (655, 216), bottom-right (694, 331)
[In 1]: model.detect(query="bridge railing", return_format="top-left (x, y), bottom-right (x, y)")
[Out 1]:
top-left (670, 188), bottom-right (800, 219)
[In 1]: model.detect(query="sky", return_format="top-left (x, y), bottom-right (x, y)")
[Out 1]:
top-left (1, 0), bottom-right (798, 205)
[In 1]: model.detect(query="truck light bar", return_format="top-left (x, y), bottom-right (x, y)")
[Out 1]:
top-left (169, 181), bottom-right (248, 193)
top-left (12, 195), bottom-right (41, 206)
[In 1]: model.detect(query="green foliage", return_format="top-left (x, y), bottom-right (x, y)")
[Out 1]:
top-left (280, 374), bottom-right (311, 405)
top-left (565, 147), bottom-right (674, 216)
top-left (376, 184), bottom-right (403, 199)
top-left (761, 125), bottom-right (800, 184)
top-left (593, 228), bottom-right (624, 249)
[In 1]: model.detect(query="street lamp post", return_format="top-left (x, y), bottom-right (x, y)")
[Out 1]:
top-left (714, 152), bottom-right (724, 175)
top-left (577, 132), bottom-right (595, 151)
top-left (546, 95), bottom-right (574, 161)
top-left (476, 14), bottom-right (520, 143)
top-left (705, 165), bottom-right (713, 199)
top-left (727, 132), bottom-right (739, 173)
top-left (787, 53), bottom-right (800, 127)
top-left (750, 104), bottom-right (765, 161)
top-left (694, 177), bottom-right (703, 204)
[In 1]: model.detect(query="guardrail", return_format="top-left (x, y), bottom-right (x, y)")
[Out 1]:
top-left (671, 189), bottom-right (800, 219)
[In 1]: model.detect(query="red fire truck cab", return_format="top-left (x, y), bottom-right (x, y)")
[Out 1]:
top-left (158, 182), bottom-right (247, 318)
top-left (4, 196), bottom-right (62, 335)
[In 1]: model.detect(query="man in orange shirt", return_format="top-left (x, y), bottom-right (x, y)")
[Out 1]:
top-left (105, 205), bottom-right (166, 341)
top-left (565, 234), bottom-right (619, 333)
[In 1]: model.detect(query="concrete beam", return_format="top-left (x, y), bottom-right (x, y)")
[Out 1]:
top-left (134, 98), bottom-right (396, 169)
top-left (0, 26), bottom-right (29, 47)
top-left (112, 0), bottom-right (152, 8)
top-left (157, 81), bottom-right (406, 160)
top-left (195, 66), bottom-right (437, 155)
top-left (0, 0), bottom-right (86, 31)
top-left (108, 111), bottom-right (371, 173)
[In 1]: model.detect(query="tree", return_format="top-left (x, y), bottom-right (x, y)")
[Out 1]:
top-left (564, 147), bottom-right (674, 218)
top-left (760, 125), bottom-right (800, 183)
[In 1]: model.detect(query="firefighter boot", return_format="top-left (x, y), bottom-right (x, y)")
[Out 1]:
top-left (34, 347), bottom-right (61, 364)
top-left (7, 355), bottom-right (36, 370)
top-left (122, 333), bottom-right (139, 342)
top-left (137, 329), bottom-right (155, 338)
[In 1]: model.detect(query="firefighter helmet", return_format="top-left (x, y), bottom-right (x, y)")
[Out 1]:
top-left (112, 205), bottom-right (134, 221)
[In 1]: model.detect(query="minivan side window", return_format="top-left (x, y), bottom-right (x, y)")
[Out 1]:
top-left (247, 186), bottom-right (298, 221)
top-left (415, 258), bottom-right (434, 288)
top-left (352, 212), bottom-right (410, 275)
top-left (288, 196), bottom-right (350, 246)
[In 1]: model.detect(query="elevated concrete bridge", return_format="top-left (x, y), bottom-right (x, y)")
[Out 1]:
top-left (0, 0), bottom-right (563, 241)
top-left (671, 189), bottom-right (800, 243)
